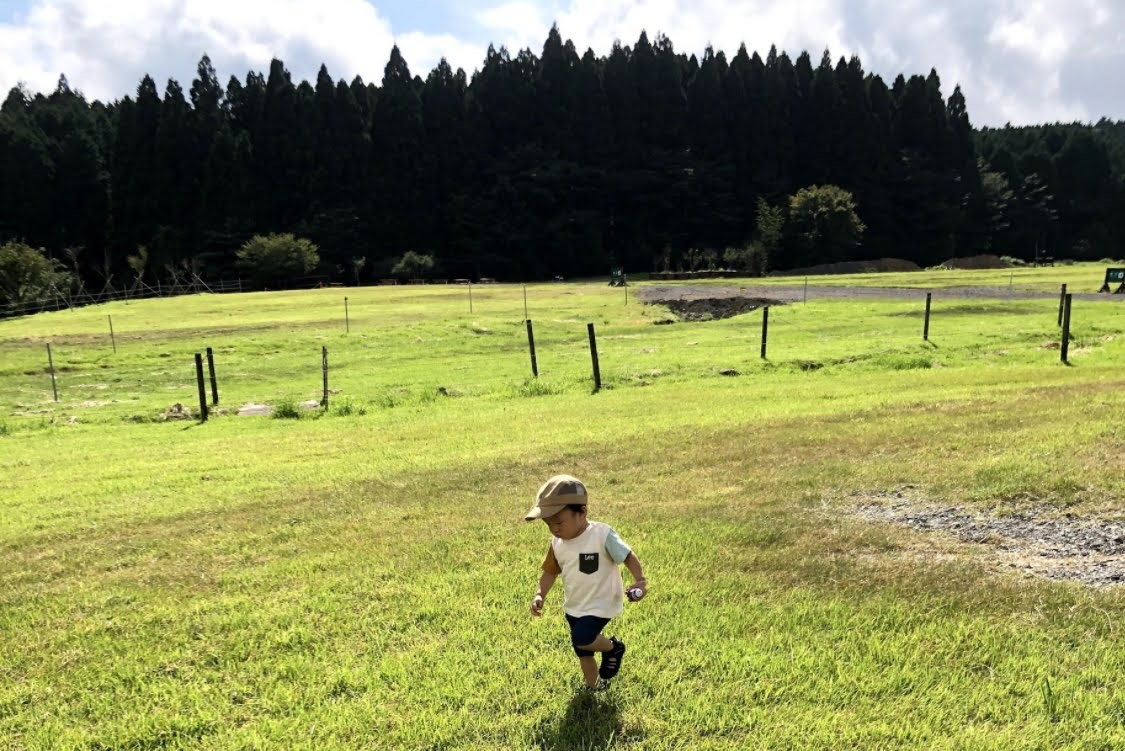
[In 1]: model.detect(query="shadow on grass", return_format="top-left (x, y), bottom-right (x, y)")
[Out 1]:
top-left (533, 690), bottom-right (626, 751)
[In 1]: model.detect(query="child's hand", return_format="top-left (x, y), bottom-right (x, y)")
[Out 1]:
top-left (530, 594), bottom-right (545, 617)
top-left (627, 581), bottom-right (647, 602)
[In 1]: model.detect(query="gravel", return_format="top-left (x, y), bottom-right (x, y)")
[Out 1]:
top-left (852, 488), bottom-right (1125, 587)
top-left (637, 283), bottom-right (1124, 305)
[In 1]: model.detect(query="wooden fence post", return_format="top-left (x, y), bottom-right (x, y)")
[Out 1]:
top-left (760, 307), bottom-right (770, 359)
top-left (194, 353), bottom-right (208, 423)
top-left (322, 346), bottom-right (329, 409)
top-left (206, 347), bottom-right (219, 405)
top-left (46, 343), bottom-right (58, 402)
top-left (1060, 294), bottom-right (1072, 363)
top-left (526, 319), bottom-right (539, 377)
top-left (587, 323), bottom-right (601, 391)
top-left (924, 292), bottom-right (932, 341)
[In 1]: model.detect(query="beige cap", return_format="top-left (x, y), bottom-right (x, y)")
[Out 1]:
top-left (524, 474), bottom-right (588, 520)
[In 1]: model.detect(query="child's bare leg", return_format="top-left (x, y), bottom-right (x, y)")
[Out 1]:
top-left (579, 656), bottom-right (600, 687)
top-left (578, 635), bottom-right (613, 653)
top-left (576, 635), bottom-right (614, 688)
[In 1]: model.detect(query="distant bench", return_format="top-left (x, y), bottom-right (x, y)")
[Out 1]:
top-left (1099, 267), bottom-right (1124, 293)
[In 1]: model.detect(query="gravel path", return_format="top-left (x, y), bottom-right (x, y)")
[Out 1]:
top-left (852, 490), bottom-right (1125, 587)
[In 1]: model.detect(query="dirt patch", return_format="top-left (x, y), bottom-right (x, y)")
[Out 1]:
top-left (851, 487), bottom-right (1125, 587)
top-left (657, 296), bottom-right (782, 321)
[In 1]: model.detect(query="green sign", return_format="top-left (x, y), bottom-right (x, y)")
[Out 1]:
top-left (1107, 268), bottom-right (1125, 283)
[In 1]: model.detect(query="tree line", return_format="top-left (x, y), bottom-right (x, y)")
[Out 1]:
top-left (1, 26), bottom-right (1124, 293)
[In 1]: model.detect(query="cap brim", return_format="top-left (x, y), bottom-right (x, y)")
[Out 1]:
top-left (524, 504), bottom-right (566, 521)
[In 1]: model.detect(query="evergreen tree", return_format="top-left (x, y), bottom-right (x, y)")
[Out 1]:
top-left (0, 31), bottom-right (1121, 285)
top-left (371, 46), bottom-right (425, 259)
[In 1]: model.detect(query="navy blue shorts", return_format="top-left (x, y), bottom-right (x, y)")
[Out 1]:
top-left (566, 614), bottom-right (610, 657)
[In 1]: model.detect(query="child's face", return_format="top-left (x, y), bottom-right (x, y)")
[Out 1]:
top-left (542, 507), bottom-right (587, 540)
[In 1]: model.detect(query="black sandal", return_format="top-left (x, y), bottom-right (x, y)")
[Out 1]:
top-left (599, 636), bottom-right (626, 680)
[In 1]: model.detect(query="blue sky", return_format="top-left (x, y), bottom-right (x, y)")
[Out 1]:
top-left (0, 0), bottom-right (1122, 127)
top-left (0, 0), bottom-right (23, 22)
top-left (360, 0), bottom-right (472, 43)
top-left (375, 0), bottom-right (484, 37)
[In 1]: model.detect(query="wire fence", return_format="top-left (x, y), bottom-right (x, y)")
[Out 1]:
top-left (0, 278), bottom-right (244, 320)
top-left (0, 284), bottom-right (1119, 426)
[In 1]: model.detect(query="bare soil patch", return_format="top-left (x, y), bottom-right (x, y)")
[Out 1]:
top-left (851, 487), bottom-right (1125, 587)
top-left (655, 296), bottom-right (784, 321)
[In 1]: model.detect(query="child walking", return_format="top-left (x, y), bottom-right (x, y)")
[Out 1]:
top-left (526, 474), bottom-right (647, 690)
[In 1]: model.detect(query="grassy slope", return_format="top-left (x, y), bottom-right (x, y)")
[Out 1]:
top-left (1, 266), bottom-right (1123, 750)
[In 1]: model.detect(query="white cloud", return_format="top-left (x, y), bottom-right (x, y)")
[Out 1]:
top-left (553, 0), bottom-right (849, 60)
top-left (0, 0), bottom-right (1122, 125)
top-left (474, 1), bottom-right (550, 51)
top-left (470, 0), bottom-right (1125, 125)
top-left (0, 0), bottom-right (476, 98)
top-left (852, 0), bottom-right (1110, 125)
top-left (397, 32), bottom-right (489, 77)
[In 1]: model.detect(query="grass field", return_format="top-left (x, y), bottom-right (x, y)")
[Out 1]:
top-left (1, 264), bottom-right (1124, 749)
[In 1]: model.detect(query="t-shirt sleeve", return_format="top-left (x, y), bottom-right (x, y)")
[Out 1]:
top-left (604, 527), bottom-right (632, 565)
top-left (542, 543), bottom-right (562, 575)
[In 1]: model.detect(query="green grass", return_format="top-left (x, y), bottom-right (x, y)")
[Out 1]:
top-left (1, 272), bottom-right (1123, 750)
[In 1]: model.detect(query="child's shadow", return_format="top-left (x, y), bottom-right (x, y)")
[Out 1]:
top-left (533, 691), bottom-right (625, 751)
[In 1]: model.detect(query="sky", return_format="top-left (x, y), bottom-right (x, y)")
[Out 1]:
top-left (0, 0), bottom-right (1122, 128)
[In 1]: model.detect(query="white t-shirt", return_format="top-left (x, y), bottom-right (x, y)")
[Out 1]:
top-left (544, 521), bottom-right (632, 619)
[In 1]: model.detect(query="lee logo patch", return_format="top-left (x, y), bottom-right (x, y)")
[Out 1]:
top-left (579, 553), bottom-right (599, 574)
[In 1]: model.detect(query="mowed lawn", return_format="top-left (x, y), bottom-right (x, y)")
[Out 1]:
top-left (1, 267), bottom-right (1124, 750)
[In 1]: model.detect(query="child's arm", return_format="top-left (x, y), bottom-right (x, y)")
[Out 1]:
top-left (623, 552), bottom-right (647, 598)
top-left (531, 545), bottom-right (561, 617)
top-left (531, 570), bottom-right (556, 616)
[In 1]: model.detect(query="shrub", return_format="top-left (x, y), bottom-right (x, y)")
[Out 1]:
top-left (236, 234), bottom-right (319, 287)
top-left (391, 251), bottom-right (435, 280)
top-left (0, 241), bottom-right (71, 307)
top-left (788, 185), bottom-right (865, 263)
